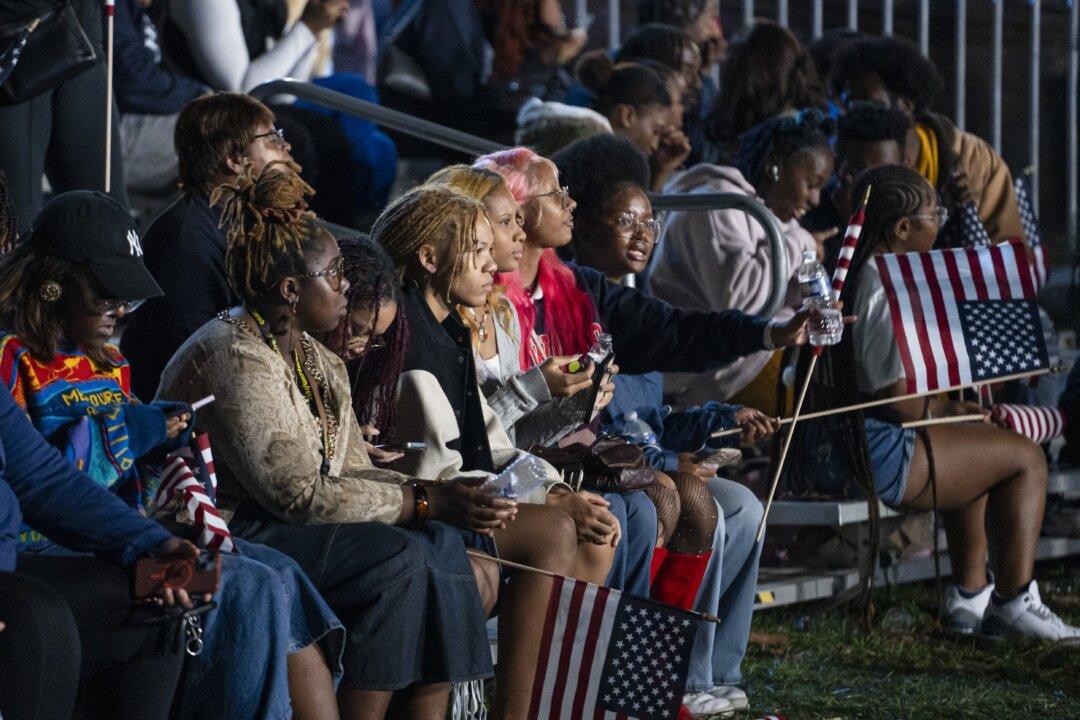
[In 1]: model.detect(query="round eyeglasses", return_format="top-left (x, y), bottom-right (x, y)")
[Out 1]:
top-left (614, 213), bottom-right (663, 242)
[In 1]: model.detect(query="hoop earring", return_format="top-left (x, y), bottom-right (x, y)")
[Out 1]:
top-left (39, 281), bottom-right (62, 303)
top-left (769, 165), bottom-right (780, 183)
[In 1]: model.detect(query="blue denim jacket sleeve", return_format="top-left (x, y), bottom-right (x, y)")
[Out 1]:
top-left (0, 392), bottom-right (171, 567)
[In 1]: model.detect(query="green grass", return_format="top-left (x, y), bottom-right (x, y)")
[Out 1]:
top-left (733, 559), bottom-right (1080, 719)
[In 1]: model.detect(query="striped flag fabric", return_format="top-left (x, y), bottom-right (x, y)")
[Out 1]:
top-left (991, 403), bottom-right (1066, 444)
top-left (1013, 175), bottom-right (1048, 289)
top-left (527, 575), bottom-right (700, 720)
top-left (875, 239), bottom-right (1050, 394)
top-left (830, 185), bottom-right (870, 302)
top-left (151, 433), bottom-right (234, 553)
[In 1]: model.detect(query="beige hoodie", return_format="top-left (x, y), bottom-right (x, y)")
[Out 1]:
top-left (648, 164), bottom-right (816, 406)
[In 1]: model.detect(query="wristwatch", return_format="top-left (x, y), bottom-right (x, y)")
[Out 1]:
top-left (409, 482), bottom-right (430, 526)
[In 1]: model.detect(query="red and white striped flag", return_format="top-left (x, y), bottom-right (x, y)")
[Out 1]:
top-left (152, 433), bottom-right (234, 553)
top-left (830, 186), bottom-right (870, 302)
top-left (875, 239), bottom-right (1049, 394)
top-left (527, 576), bottom-right (700, 720)
top-left (991, 403), bottom-right (1066, 444)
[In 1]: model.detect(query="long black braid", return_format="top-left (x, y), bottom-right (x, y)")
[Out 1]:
top-left (787, 164), bottom-right (935, 624)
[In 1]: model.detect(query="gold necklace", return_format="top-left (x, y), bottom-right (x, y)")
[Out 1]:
top-left (471, 306), bottom-right (492, 343)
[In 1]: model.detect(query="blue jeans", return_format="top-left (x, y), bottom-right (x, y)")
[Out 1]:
top-left (602, 490), bottom-right (657, 596)
top-left (685, 479), bottom-right (763, 691)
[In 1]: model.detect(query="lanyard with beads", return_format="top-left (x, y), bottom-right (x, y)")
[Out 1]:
top-left (249, 309), bottom-right (332, 474)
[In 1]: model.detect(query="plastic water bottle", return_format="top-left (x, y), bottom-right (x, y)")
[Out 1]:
top-left (796, 250), bottom-right (842, 346)
top-left (620, 411), bottom-right (658, 445)
top-left (587, 332), bottom-right (613, 363)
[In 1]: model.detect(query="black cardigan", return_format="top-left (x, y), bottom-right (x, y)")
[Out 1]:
top-left (400, 281), bottom-right (495, 473)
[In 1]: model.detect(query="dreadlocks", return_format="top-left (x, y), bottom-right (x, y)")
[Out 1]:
top-left (370, 185), bottom-right (485, 306)
top-left (330, 236), bottom-right (409, 437)
top-left (211, 160), bottom-right (323, 308)
top-left (0, 170), bottom-right (17, 254)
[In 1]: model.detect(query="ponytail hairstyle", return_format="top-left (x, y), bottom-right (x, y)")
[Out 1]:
top-left (475, 147), bottom-right (598, 369)
top-left (331, 236), bottom-right (409, 436)
top-left (574, 53), bottom-right (673, 117)
top-left (211, 160), bottom-right (326, 309)
top-left (708, 19), bottom-right (824, 152)
top-left (426, 165), bottom-right (518, 343)
top-left (734, 108), bottom-right (834, 192)
top-left (370, 184), bottom-right (485, 307)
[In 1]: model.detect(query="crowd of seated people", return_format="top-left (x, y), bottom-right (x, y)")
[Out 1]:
top-left (1, 2), bottom-right (1079, 720)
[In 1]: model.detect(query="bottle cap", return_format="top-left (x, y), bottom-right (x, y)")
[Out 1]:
top-left (626, 411), bottom-right (638, 421)
top-left (802, 250), bottom-right (816, 262)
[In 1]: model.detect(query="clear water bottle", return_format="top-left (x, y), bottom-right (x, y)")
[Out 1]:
top-left (587, 332), bottom-right (613, 363)
top-left (620, 411), bottom-right (658, 445)
top-left (796, 250), bottom-right (843, 346)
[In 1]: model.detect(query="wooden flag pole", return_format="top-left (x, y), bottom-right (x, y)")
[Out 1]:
top-left (711, 366), bottom-right (1058, 439)
top-left (104, 0), bottom-right (115, 193)
top-left (900, 413), bottom-right (987, 430)
top-left (754, 350), bottom-right (818, 543)
top-left (465, 550), bottom-right (723, 625)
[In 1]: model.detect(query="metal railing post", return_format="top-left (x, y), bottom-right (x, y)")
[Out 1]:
top-left (574, 0), bottom-right (588, 29)
top-left (992, 0), bottom-right (1003, 152)
top-left (649, 193), bottom-right (789, 316)
top-left (813, 0), bottom-right (824, 39)
top-left (883, 0), bottom-right (894, 36)
top-left (1030, 0), bottom-right (1041, 209)
top-left (249, 78), bottom-right (794, 318)
top-left (1070, 0), bottom-right (1079, 250)
top-left (956, 0), bottom-right (967, 131)
top-left (778, 0), bottom-right (788, 27)
top-left (744, 0), bottom-right (754, 28)
top-left (848, 0), bottom-right (858, 29)
top-left (607, 0), bottom-right (619, 52)
top-left (919, 0), bottom-right (930, 55)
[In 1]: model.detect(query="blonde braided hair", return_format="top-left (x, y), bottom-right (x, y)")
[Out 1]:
top-left (371, 185), bottom-right (485, 305)
top-left (211, 159), bottom-right (322, 306)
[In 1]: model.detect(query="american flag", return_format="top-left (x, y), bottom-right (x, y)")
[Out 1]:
top-left (830, 186), bottom-right (870, 302)
top-left (151, 433), bottom-right (234, 552)
top-left (991, 403), bottom-right (1066, 445)
top-left (1013, 175), bottom-right (1048, 288)
top-left (875, 239), bottom-right (1050, 394)
top-left (528, 576), bottom-right (699, 720)
top-left (0, 28), bottom-right (29, 85)
top-left (937, 201), bottom-right (992, 250)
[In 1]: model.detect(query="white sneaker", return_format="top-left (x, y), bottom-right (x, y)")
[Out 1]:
top-left (943, 582), bottom-right (993, 634)
top-left (707, 685), bottom-right (748, 711)
top-left (683, 691), bottom-right (734, 717)
top-left (981, 580), bottom-right (1080, 643)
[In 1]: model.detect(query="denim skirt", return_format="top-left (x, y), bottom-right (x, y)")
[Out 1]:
top-left (231, 512), bottom-right (494, 691)
top-left (803, 416), bottom-right (914, 507)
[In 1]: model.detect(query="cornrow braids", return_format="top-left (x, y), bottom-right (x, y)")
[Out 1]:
top-left (211, 160), bottom-right (322, 308)
top-left (332, 236), bottom-right (409, 436)
top-left (371, 185), bottom-right (485, 306)
top-left (735, 108), bottom-right (834, 191)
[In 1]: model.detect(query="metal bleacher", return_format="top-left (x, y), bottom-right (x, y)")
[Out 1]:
top-left (249, 78), bottom-right (1080, 612)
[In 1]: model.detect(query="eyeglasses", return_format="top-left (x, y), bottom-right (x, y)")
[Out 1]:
top-left (346, 333), bottom-right (387, 352)
top-left (253, 127), bottom-right (287, 148)
top-left (300, 256), bottom-right (345, 291)
top-left (911, 205), bottom-right (949, 226)
top-left (528, 186), bottom-right (571, 208)
top-left (614, 212), bottom-right (663, 242)
top-left (88, 287), bottom-right (143, 316)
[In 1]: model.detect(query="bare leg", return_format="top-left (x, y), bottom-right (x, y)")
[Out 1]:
top-left (573, 538), bottom-right (617, 584)
top-left (902, 423), bottom-right (1047, 597)
top-left (388, 683), bottom-right (451, 720)
top-left (489, 505), bottom-right (578, 720)
top-left (470, 555), bottom-right (500, 616)
top-left (942, 495), bottom-right (990, 591)
top-left (339, 690), bottom-right (393, 720)
top-left (289, 644), bottom-right (340, 720)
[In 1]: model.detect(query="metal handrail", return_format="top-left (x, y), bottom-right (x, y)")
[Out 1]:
top-left (249, 78), bottom-right (790, 315)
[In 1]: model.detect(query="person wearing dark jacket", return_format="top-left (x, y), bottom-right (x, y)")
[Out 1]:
top-left (114, 0), bottom-right (208, 199)
top-left (121, 92), bottom-right (295, 400)
top-left (0, 389), bottom-right (198, 720)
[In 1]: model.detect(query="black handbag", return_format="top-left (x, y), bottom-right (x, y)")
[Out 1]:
top-left (529, 427), bottom-right (659, 494)
top-left (0, 1), bottom-right (97, 105)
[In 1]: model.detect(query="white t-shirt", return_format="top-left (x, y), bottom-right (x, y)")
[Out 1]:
top-left (851, 261), bottom-right (907, 395)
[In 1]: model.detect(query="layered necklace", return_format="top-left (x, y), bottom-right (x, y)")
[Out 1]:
top-left (469, 305), bottom-right (492, 344)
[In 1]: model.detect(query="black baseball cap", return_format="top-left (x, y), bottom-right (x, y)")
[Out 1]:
top-left (27, 191), bottom-right (163, 301)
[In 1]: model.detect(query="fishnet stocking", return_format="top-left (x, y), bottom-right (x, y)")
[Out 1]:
top-left (644, 473), bottom-right (680, 547)
top-left (666, 472), bottom-right (720, 555)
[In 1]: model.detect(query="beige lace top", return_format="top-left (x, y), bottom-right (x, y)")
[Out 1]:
top-left (157, 315), bottom-right (406, 525)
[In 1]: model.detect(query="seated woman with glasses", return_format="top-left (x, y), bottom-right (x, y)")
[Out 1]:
top-left (0, 191), bottom-right (349, 720)
top-left (158, 164), bottom-right (505, 720)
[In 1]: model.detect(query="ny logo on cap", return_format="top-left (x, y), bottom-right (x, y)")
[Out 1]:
top-left (127, 229), bottom-right (143, 257)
